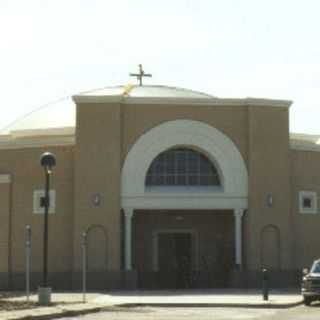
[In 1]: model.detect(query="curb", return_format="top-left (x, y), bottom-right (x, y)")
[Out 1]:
top-left (118, 300), bottom-right (303, 309)
top-left (5, 300), bottom-right (304, 320)
top-left (6, 306), bottom-right (116, 320)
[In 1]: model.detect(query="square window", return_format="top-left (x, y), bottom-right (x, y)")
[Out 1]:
top-left (199, 176), bottom-right (209, 186)
top-left (40, 196), bottom-right (49, 208)
top-left (167, 162), bottom-right (174, 174)
top-left (199, 160), bottom-right (210, 172)
top-left (299, 191), bottom-right (317, 214)
top-left (166, 175), bottom-right (175, 185)
top-left (33, 190), bottom-right (56, 214)
top-left (146, 175), bottom-right (153, 185)
top-left (188, 160), bottom-right (198, 174)
top-left (177, 151), bottom-right (186, 162)
top-left (155, 162), bottom-right (164, 173)
top-left (177, 161), bottom-right (187, 174)
top-left (303, 198), bottom-right (312, 209)
top-left (189, 175), bottom-right (198, 186)
top-left (177, 175), bottom-right (186, 185)
top-left (154, 175), bottom-right (165, 185)
top-left (188, 151), bottom-right (198, 161)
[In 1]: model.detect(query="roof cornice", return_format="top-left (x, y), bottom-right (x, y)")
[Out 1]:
top-left (0, 127), bottom-right (75, 150)
top-left (290, 133), bottom-right (320, 152)
top-left (72, 95), bottom-right (292, 108)
top-left (290, 143), bottom-right (320, 152)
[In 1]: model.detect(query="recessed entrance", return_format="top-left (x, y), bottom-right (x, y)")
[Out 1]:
top-left (157, 232), bottom-right (193, 289)
top-left (132, 210), bottom-right (235, 289)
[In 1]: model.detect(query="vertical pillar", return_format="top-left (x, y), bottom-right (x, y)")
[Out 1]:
top-left (234, 209), bottom-right (245, 269)
top-left (0, 174), bottom-right (11, 289)
top-left (124, 208), bottom-right (134, 271)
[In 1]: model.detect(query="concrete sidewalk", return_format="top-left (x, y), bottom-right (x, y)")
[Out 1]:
top-left (1, 289), bottom-right (303, 320)
top-left (95, 289), bottom-right (303, 308)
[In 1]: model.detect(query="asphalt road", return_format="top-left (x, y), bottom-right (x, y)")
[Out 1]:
top-left (59, 304), bottom-right (320, 320)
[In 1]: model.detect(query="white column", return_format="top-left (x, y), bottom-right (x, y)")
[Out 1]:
top-left (124, 208), bottom-right (134, 271)
top-left (234, 209), bottom-right (245, 269)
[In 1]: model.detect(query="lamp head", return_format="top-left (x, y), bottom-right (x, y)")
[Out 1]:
top-left (40, 152), bottom-right (56, 172)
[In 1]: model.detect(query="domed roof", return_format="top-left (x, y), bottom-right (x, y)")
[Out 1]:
top-left (1, 98), bottom-right (76, 134)
top-left (79, 84), bottom-right (215, 99)
top-left (0, 85), bottom-right (291, 136)
top-left (1, 85), bottom-right (215, 134)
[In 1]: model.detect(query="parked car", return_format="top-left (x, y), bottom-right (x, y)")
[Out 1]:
top-left (301, 259), bottom-right (320, 305)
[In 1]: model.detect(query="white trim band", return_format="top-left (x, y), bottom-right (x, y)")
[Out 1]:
top-left (0, 174), bottom-right (11, 184)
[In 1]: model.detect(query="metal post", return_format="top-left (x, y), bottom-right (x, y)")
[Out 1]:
top-left (262, 268), bottom-right (269, 301)
top-left (25, 225), bottom-right (32, 302)
top-left (82, 232), bottom-right (87, 303)
top-left (38, 152), bottom-right (56, 306)
top-left (43, 170), bottom-right (50, 287)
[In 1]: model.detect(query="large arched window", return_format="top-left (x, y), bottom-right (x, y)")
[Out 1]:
top-left (145, 148), bottom-right (221, 187)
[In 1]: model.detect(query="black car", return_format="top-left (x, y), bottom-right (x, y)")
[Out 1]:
top-left (301, 259), bottom-right (320, 305)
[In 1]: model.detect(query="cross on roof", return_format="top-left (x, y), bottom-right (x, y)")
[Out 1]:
top-left (129, 64), bottom-right (152, 86)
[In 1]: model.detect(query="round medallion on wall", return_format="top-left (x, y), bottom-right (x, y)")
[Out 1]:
top-left (92, 193), bottom-right (102, 207)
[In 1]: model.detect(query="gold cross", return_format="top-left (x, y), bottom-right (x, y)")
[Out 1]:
top-left (129, 64), bottom-right (152, 86)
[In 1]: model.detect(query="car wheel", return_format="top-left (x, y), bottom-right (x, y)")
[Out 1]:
top-left (303, 296), bottom-right (312, 306)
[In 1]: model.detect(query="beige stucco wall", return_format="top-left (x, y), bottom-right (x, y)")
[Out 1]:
top-left (0, 177), bottom-right (11, 287)
top-left (121, 104), bottom-right (248, 166)
top-left (73, 102), bottom-right (122, 271)
top-left (73, 102), bottom-right (250, 273)
top-left (245, 106), bottom-right (292, 271)
top-left (0, 146), bottom-right (74, 275)
top-left (121, 104), bottom-right (294, 271)
top-left (0, 98), bottom-right (305, 287)
top-left (291, 149), bottom-right (320, 268)
top-left (72, 100), bottom-right (296, 273)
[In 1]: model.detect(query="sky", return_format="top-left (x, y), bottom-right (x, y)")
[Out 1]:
top-left (0, 0), bottom-right (319, 134)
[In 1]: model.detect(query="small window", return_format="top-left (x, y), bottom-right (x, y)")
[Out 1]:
top-left (299, 191), bottom-right (317, 214)
top-left (33, 190), bottom-right (56, 214)
top-left (303, 198), bottom-right (312, 209)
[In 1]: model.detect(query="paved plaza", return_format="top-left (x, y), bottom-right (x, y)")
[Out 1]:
top-left (58, 305), bottom-right (320, 320)
top-left (0, 289), bottom-right (303, 320)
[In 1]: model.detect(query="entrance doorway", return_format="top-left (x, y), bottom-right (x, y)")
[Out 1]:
top-left (157, 232), bottom-right (193, 289)
top-left (133, 210), bottom-right (234, 289)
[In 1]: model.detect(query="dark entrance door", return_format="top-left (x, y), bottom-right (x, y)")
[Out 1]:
top-left (158, 232), bottom-right (192, 289)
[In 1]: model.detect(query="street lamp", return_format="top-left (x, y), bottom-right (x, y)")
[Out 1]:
top-left (38, 152), bottom-right (56, 306)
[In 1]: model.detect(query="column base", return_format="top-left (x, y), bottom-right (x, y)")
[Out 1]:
top-left (38, 286), bottom-right (51, 305)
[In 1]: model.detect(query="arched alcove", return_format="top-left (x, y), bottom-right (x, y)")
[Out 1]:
top-left (261, 224), bottom-right (281, 270)
top-left (86, 225), bottom-right (108, 271)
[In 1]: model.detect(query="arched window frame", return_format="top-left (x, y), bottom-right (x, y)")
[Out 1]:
top-left (145, 147), bottom-right (223, 191)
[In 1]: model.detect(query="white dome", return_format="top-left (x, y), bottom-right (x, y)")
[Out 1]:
top-left (80, 85), bottom-right (215, 99)
top-left (1, 85), bottom-right (215, 134)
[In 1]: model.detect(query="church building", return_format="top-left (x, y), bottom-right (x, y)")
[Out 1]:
top-left (0, 67), bottom-right (319, 290)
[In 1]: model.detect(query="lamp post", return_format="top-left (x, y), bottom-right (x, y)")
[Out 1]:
top-left (38, 152), bottom-right (56, 306)
top-left (25, 225), bottom-right (31, 302)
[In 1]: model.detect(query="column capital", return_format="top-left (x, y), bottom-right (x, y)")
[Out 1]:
top-left (234, 208), bottom-right (245, 218)
top-left (123, 208), bottom-right (134, 218)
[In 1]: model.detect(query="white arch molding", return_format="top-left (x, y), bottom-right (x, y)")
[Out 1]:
top-left (121, 119), bottom-right (248, 210)
top-left (121, 119), bottom-right (248, 270)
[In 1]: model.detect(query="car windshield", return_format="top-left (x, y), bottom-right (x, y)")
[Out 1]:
top-left (311, 261), bottom-right (320, 273)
